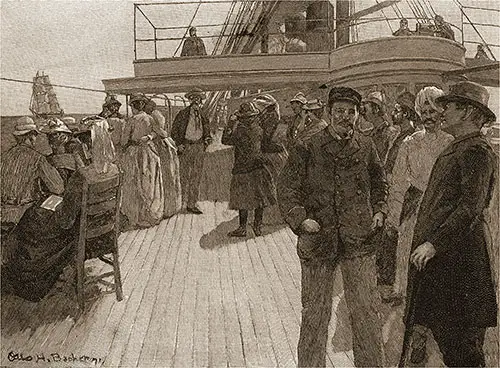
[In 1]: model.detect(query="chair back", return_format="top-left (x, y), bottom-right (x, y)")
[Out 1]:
top-left (78, 170), bottom-right (121, 257)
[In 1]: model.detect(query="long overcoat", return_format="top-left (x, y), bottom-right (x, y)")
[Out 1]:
top-left (278, 128), bottom-right (388, 261)
top-left (404, 133), bottom-right (498, 329)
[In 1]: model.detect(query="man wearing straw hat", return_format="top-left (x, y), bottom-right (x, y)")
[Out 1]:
top-left (1, 117), bottom-right (64, 227)
top-left (172, 88), bottom-right (212, 214)
top-left (400, 81), bottom-right (498, 367)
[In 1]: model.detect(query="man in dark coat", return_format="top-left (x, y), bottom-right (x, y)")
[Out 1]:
top-left (401, 81), bottom-right (498, 367)
top-left (172, 88), bottom-right (212, 214)
top-left (278, 87), bottom-right (388, 367)
top-left (180, 27), bottom-right (207, 57)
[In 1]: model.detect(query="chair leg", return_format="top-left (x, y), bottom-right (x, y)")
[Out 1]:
top-left (75, 257), bottom-right (85, 311)
top-left (112, 250), bottom-right (123, 301)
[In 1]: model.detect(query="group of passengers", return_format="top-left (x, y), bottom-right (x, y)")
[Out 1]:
top-left (0, 93), bottom-right (185, 301)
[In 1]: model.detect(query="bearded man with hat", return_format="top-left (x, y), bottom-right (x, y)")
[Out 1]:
top-left (172, 88), bottom-right (212, 214)
top-left (400, 81), bottom-right (498, 367)
top-left (1, 117), bottom-right (64, 228)
top-left (278, 86), bottom-right (387, 367)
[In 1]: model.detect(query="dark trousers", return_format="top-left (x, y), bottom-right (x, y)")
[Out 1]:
top-left (430, 325), bottom-right (486, 367)
top-left (179, 142), bottom-right (204, 208)
top-left (298, 255), bottom-right (384, 367)
top-left (376, 228), bottom-right (398, 285)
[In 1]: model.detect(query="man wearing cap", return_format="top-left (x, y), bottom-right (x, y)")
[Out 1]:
top-left (1, 117), bottom-right (64, 227)
top-left (298, 99), bottom-right (328, 143)
top-left (180, 27), bottom-right (207, 57)
top-left (172, 88), bottom-right (212, 214)
top-left (401, 81), bottom-right (498, 367)
top-left (278, 87), bottom-right (387, 367)
top-left (393, 18), bottom-right (413, 36)
top-left (360, 91), bottom-right (399, 166)
top-left (286, 92), bottom-right (308, 146)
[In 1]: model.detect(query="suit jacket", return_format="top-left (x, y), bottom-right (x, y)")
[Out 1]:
top-left (405, 132), bottom-right (498, 328)
top-left (171, 105), bottom-right (211, 146)
top-left (278, 128), bottom-right (388, 261)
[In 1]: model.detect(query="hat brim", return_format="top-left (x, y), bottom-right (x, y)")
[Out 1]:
top-left (13, 129), bottom-right (37, 136)
top-left (330, 97), bottom-right (361, 106)
top-left (185, 92), bottom-right (206, 100)
top-left (362, 97), bottom-right (383, 107)
top-left (436, 95), bottom-right (496, 122)
top-left (290, 98), bottom-right (307, 104)
top-left (235, 111), bottom-right (259, 118)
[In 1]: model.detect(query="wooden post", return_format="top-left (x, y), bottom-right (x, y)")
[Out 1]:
top-left (336, 0), bottom-right (350, 47)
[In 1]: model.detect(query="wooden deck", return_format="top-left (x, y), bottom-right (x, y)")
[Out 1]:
top-left (1, 147), bottom-right (498, 367)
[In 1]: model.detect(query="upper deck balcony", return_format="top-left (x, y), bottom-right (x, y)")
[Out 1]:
top-left (103, 0), bottom-right (499, 94)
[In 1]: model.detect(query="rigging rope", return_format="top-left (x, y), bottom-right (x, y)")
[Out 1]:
top-left (173, 0), bottom-right (203, 57)
top-left (213, 0), bottom-right (237, 54)
top-left (374, 0), bottom-right (394, 33)
top-left (1, 77), bottom-right (106, 93)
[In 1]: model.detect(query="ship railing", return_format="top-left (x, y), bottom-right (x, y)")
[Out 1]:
top-left (133, 0), bottom-right (497, 61)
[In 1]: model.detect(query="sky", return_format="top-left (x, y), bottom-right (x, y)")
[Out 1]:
top-left (1, 0), bottom-right (499, 116)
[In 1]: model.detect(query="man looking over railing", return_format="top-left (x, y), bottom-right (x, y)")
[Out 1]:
top-left (180, 27), bottom-right (207, 57)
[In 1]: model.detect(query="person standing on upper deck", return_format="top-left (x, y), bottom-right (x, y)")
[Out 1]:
top-left (172, 88), bottom-right (212, 214)
top-left (433, 15), bottom-right (455, 41)
top-left (180, 27), bottom-right (207, 57)
top-left (393, 18), bottom-right (414, 36)
top-left (278, 86), bottom-right (387, 368)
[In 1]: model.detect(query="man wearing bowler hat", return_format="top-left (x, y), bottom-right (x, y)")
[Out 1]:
top-left (278, 86), bottom-right (387, 367)
top-left (172, 88), bottom-right (212, 214)
top-left (400, 81), bottom-right (498, 367)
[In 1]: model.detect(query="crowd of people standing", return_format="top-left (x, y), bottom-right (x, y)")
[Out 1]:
top-left (1, 79), bottom-right (498, 367)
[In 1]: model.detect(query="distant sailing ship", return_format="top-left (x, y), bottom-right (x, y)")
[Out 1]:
top-left (29, 71), bottom-right (64, 119)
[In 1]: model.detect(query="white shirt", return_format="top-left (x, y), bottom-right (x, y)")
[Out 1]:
top-left (387, 129), bottom-right (454, 226)
top-left (185, 106), bottom-right (203, 141)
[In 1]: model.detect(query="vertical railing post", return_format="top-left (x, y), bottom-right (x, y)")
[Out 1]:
top-left (460, 5), bottom-right (464, 46)
top-left (134, 5), bottom-right (137, 60)
top-left (154, 27), bottom-right (158, 59)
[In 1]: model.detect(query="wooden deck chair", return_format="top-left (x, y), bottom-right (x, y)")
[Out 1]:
top-left (75, 170), bottom-right (123, 311)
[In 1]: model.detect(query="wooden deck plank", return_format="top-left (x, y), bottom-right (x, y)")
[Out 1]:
top-left (103, 220), bottom-right (171, 366)
top-left (207, 202), bottom-right (229, 367)
top-left (236, 237), bottom-right (277, 367)
top-left (246, 233), bottom-right (293, 367)
top-left (138, 213), bottom-right (186, 367)
top-left (226, 237), bottom-right (260, 367)
top-left (153, 213), bottom-right (192, 367)
top-left (252, 232), bottom-right (297, 367)
top-left (118, 216), bottom-right (177, 367)
top-left (192, 203), bottom-right (213, 367)
top-left (172, 212), bottom-right (201, 367)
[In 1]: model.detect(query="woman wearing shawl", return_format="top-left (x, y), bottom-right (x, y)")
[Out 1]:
top-left (2, 118), bottom-right (117, 302)
top-left (222, 102), bottom-right (277, 237)
top-left (252, 94), bottom-right (287, 180)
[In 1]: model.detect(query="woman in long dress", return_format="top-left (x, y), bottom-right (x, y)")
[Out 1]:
top-left (120, 94), bottom-right (164, 228)
top-left (144, 99), bottom-right (182, 218)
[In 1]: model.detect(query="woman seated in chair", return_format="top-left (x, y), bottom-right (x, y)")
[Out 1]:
top-left (2, 118), bottom-right (117, 302)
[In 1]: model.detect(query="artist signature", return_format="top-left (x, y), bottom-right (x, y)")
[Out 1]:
top-left (7, 351), bottom-right (104, 365)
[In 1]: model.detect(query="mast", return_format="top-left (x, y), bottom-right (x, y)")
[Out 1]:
top-left (29, 71), bottom-right (64, 119)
